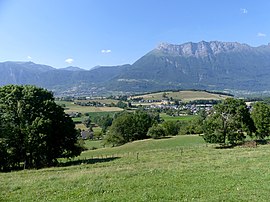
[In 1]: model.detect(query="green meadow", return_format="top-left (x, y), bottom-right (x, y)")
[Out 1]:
top-left (55, 100), bottom-right (123, 114)
top-left (160, 113), bottom-right (196, 122)
top-left (1, 135), bottom-right (270, 201)
top-left (130, 90), bottom-right (231, 102)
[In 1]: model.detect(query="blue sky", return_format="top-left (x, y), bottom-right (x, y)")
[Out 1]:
top-left (0, 0), bottom-right (269, 69)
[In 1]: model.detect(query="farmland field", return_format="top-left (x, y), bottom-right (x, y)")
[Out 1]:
top-left (55, 101), bottom-right (123, 114)
top-left (160, 113), bottom-right (196, 122)
top-left (74, 99), bottom-right (126, 105)
top-left (130, 90), bottom-right (232, 102)
top-left (2, 135), bottom-right (270, 201)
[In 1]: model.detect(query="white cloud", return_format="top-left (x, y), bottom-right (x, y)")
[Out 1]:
top-left (65, 58), bottom-right (74, 64)
top-left (27, 56), bottom-right (32, 60)
top-left (240, 8), bottom-right (248, 14)
top-left (101, 49), bottom-right (112, 54)
top-left (257, 32), bottom-right (267, 37)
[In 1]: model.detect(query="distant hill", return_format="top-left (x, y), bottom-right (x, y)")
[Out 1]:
top-left (130, 90), bottom-right (232, 102)
top-left (1, 41), bottom-right (270, 96)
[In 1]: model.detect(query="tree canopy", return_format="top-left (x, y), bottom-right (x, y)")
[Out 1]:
top-left (251, 102), bottom-right (270, 140)
top-left (0, 85), bottom-right (82, 171)
top-left (203, 98), bottom-right (255, 145)
top-left (104, 110), bottom-right (158, 145)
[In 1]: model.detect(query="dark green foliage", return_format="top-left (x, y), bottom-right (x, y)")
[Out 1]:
top-left (251, 102), bottom-right (270, 139)
top-left (104, 110), bottom-right (157, 145)
top-left (188, 99), bottom-right (221, 105)
top-left (83, 117), bottom-right (92, 128)
top-left (0, 85), bottom-right (82, 171)
top-left (147, 125), bottom-right (166, 139)
top-left (162, 121), bottom-right (180, 136)
top-left (178, 111), bottom-right (206, 135)
top-left (179, 119), bottom-right (203, 135)
top-left (203, 98), bottom-right (255, 145)
top-left (116, 101), bottom-right (127, 109)
top-left (95, 114), bottom-right (113, 134)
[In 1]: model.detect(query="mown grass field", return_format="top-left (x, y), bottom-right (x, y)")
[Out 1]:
top-left (160, 113), bottom-right (196, 122)
top-left (2, 135), bottom-right (270, 201)
top-left (131, 90), bottom-right (232, 102)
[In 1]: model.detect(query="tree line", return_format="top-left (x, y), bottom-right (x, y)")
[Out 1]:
top-left (101, 98), bottom-right (270, 147)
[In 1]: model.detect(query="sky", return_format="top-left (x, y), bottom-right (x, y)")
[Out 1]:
top-left (0, 0), bottom-right (269, 69)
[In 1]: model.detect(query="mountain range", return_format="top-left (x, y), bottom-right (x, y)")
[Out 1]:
top-left (1, 41), bottom-right (270, 96)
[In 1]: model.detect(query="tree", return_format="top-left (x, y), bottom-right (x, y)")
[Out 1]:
top-left (104, 110), bottom-right (156, 145)
top-left (162, 92), bottom-right (167, 98)
top-left (104, 112), bottom-right (134, 146)
top-left (147, 124), bottom-right (166, 139)
top-left (162, 121), bottom-right (180, 136)
top-left (116, 101), bottom-right (127, 109)
top-left (203, 98), bottom-right (255, 145)
top-left (251, 102), bottom-right (270, 139)
top-left (83, 116), bottom-right (92, 128)
top-left (96, 114), bottom-right (113, 134)
top-left (0, 85), bottom-right (82, 171)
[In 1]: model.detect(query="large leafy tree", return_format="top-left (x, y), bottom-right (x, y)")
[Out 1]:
top-left (104, 110), bottom-right (157, 145)
top-left (203, 98), bottom-right (255, 145)
top-left (251, 102), bottom-right (270, 139)
top-left (147, 124), bottom-right (166, 139)
top-left (0, 85), bottom-right (82, 171)
top-left (95, 114), bottom-right (113, 134)
top-left (162, 121), bottom-right (180, 136)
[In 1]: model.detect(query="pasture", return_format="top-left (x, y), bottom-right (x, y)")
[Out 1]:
top-left (130, 90), bottom-right (232, 102)
top-left (55, 100), bottom-right (123, 114)
top-left (1, 135), bottom-right (270, 201)
top-left (160, 113), bottom-right (196, 122)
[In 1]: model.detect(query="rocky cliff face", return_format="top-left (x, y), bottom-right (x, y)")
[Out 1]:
top-left (111, 41), bottom-right (270, 94)
top-left (156, 41), bottom-right (253, 57)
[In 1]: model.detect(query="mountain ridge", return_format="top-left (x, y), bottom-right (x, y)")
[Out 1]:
top-left (1, 41), bottom-right (270, 96)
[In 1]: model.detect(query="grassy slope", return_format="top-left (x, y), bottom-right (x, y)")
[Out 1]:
top-left (2, 135), bottom-right (270, 201)
top-left (131, 90), bottom-right (231, 102)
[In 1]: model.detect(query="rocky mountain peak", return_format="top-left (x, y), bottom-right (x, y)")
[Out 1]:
top-left (156, 41), bottom-right (252, 57)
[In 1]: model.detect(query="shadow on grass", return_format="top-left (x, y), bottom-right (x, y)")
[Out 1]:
top-left (215, 139), bottom-right (270, 149)
top-left (255, 139), bottom-right (268, 145)
top-left (215, 145), bottom-right (235, 149)
top-left (160, 136), bottom-right (173, 139)
top-left (58, 157), bottom-right (120, 167)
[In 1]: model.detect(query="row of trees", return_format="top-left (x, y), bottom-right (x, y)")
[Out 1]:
top-left (0, 85), bottom-right (82, 171)
top-left (103, 98), bottom-right (270, 147)
top-left (203, 98), bottom-right (270, 145)
top-left (102, 108), bottom-right (206, 145)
